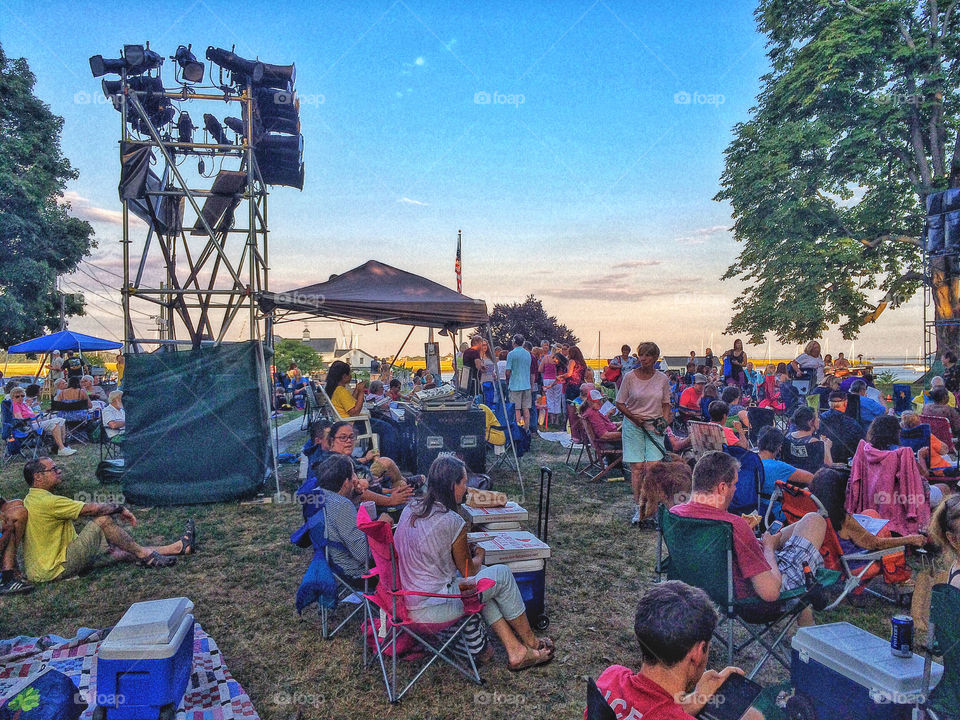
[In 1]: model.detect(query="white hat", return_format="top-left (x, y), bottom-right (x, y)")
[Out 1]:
top-left (588, 389), bottom-right (604, 401)
top-left (52, 350), bottom-right (60, 355)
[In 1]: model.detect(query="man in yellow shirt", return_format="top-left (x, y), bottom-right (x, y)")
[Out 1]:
top-left (22, 457), bottom-right (196, 582)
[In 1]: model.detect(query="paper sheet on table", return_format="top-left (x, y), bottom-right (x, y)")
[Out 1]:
top-left (852, 513), bottom-right (889, 536)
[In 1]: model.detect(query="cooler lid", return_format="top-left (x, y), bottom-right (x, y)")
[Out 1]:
top-left (104, 597), bottom-right (194, 646)
top-left (792, 622), bottom-right (943, 701)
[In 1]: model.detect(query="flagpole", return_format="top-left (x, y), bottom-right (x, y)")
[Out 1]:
top-left (456, 229), bottom-right (463, 382)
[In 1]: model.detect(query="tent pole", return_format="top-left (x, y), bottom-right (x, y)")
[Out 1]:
top-left (385, 325), bottom-right (416, 379)
top-left (486, 328), bottom-right (524, 500)
top-left (255, 326), bottom-right (281, 499)
top-left (33, 352), bottom-right (48, 384)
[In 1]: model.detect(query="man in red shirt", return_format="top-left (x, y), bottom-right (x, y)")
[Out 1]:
top-left (670, 452), bottom-right (826, 625)
top-left (592, 581), bottom-right (757, 719)
top-left (679, 374), bottom-right (707, 418)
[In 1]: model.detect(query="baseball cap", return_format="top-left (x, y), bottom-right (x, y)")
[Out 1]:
top-left (693, 373), bottom-right (707, 384)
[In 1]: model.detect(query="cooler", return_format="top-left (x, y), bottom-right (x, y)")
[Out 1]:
top-left (505, 558), bottom-right (547, 630)
top-left (790, 622), bottom-right (943, 720)
top-left (95, 597), bottom-right (195, 720)
top-left (459, 501), bottom-right (528, 532)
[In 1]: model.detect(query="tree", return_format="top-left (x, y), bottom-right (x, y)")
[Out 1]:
top-left (273, 338), bottom-right (323, 374)
top-left (0, 44), bottom-right (94, 347)
top-left (479, 295), bottom-right (579, 349)
top-left (717, 0), bottom-right (960, 354)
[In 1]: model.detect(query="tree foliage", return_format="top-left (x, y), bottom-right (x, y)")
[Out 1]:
top-left (479, 295), bottom-right (579, 349)
top-left (273, 338), bottom-right (323, 374)
top-left (718, 0), bottom-right (960, 347)
top-left (0, 44), bottom-right (94, 347)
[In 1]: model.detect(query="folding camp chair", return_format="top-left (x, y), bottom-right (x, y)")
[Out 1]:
top-left (1, 399), bottom-right (46, 465)
top-left (687, 421), bottom-right (726, 458)
top-left (484, 402), bottom-right (518, 473)
top-left (578, 413), bottom-right (623, 482)
top-left (300, 383), bottom-right (323, 431)
top-left (900, 423), bottom-right (932, 460)
top-left (892, 383), bottom-right (914, 415)
top-left (725, 445), bottom-right (765, 517)
top-left (565, 404), bottom-right (587, 471)
top-left (655, 503), bottom-right (839, 679)
top-left (920, 414), bottom-right (956, 455)
top-left (780, 437), bottom-right (826, 473)
top-left (50, 398), bottom-right (94, 445)
top-left (917, 583), bottom-right (960, 720)
top-left (98, 412), bottom-right (123, 461)
top-left (357, 505), bottom-right (494, 703)
top-left (763, 480), bottom-right (914, 608)
top-left (805, 393), bottom-right (821, 412)
top-left (845, 392), bottom-right (863, 427)
top-left (746, 407), bottom-right (775, 446)
top-left (316, 385), bottom-right (379, 452)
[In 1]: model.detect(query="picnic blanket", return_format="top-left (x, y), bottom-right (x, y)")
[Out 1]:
top-left (537, 430), bottom-right (576, 447)
top-left (0, 624), bottom-right (260, 719)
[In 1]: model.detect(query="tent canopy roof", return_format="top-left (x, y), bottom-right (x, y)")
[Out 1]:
top-left (8, 330), bottom-right (123, 354)
top-left (259, 260), bottom-right (488, 330)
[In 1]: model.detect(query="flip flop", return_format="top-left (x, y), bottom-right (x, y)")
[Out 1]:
top-left (139, 551), bottom-right (176, 569)
top-left (178, 519), bottom-right (196, 555)
top-left (508, 646), bottom-right (553, 672)
top-left (536, 638), bottom-right (555, 653)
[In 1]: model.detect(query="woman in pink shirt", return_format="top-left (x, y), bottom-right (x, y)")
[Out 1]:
top-left (9, 387), bottom-right (75, 456)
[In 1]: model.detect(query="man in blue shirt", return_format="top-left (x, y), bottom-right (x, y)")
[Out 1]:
top-left (756, 427), bottom-right (813, 521)
top-left (851, 379), bottom-right (887, 429)
top-left (505, 334), bottom-right (533, 430)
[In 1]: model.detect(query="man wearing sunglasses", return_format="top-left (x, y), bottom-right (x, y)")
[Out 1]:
top-left (21, 457), bottom-right (196, 583)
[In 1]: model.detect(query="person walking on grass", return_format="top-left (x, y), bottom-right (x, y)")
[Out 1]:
top-left (21, 457), bottom-right (196, 583)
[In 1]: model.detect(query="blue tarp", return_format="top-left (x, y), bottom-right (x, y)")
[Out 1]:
top-left (8, 330), bottom-right (122, 354)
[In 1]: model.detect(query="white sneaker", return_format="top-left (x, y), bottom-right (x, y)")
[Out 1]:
top-left (59, 447), bottom-right (77, 456)
top-left (631, 507), bottom-right (641, 525)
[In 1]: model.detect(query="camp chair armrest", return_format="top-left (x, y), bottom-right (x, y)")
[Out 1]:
top-left (733, 568), bottom-right (841, 607)
top-left (362, 569), bottom-right (381, 580)
top-left (842, 547), bottom-right (908, 563)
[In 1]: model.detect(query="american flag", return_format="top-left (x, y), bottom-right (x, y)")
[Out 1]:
top-left (455, 230), bottom-right (462, 293)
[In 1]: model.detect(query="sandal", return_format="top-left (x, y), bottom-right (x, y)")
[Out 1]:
top-left (536, 638), bottom-right (555, 653)
top-left (508, 646), bottom-right (553, 672)
top-left (139, 551), bottom-right (177, 569)
top-left (178, 519), bottom-right (196, 555)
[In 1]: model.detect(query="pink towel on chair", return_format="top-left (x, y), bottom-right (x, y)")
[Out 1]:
top-left (845, 440), bottom-right (930, 535)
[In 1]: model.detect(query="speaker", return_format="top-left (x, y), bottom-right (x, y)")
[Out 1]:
top-left (415, 408), bottom-right (485, 475)
top-left (926, 213), bottom-right (945, 254)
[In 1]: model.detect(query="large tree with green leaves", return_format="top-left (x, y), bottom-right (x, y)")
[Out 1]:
top-left (0, 44), bottom-right (94, 346)
top-left (718, 0), bottom-right (960, 353)
top-left (273, 338), bottom-right (323, 374)
top-left (479, 295), bottom-right (579, 350)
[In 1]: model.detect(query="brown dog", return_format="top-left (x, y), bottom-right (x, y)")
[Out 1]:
top-left (634, 457), bottom-right (693, 521)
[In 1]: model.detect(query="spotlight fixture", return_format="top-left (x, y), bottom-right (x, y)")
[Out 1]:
top-left (254, 133), bottom-right (304, 189)
top-left (89, 44), bottom-right (163, 78)
top-left (205, 46), bottom-right (264, 85)
top-left (173, 45), bottom-right (204, 83)
top-left (203, 113), bottom-right (229, 145)
top-left (223, 116), bottom-right (246, 138)
top-left (177, 112), bottom-right (195, 144)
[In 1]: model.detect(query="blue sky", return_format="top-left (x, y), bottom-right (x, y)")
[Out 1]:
top-left (0, 0), bottom-right (925, 361)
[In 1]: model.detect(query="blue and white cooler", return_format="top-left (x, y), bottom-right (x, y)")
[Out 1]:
top-left (94, 597), bottom-right (195, 720)
top-left (790, 621), bottom-right (943, 720)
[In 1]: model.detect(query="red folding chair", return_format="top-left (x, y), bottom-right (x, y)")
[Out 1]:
top-left (919, 414), bottom-right (956, 454)
top-left (565, 404), bottom-right (587, 470)
top-left (356, 505), bottom-right (495, 703)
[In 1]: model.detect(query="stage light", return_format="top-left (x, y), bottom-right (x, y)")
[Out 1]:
top-left (173, 45), bottom-right (204, 83)
top-left (177, 112), bottom-right (195, 144)
top-left (254, 88), bottom-right (300, 135)
top-left (203, 113), bottom-right (229, 145)
top-left (223, 116), bottom-right (246, 137)
top-left (89, 44), bottom-right (163, 78)
top-left (205, 46), bottom-right (264, 85)
top-left (258, 61), bottom-right (296, 90)
top-left (254, 133), bottom-right (304, 189)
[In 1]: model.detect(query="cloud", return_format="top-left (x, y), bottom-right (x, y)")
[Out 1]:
top-left (414, 56), bottom-right (425, 66)
top-left (675, 224), bottom-right (729, 245)
top-left (535, 263), bottom-right (704, 302)
top-left (60, 191), bottom-right (145, 227)
top-left (611, 260), bottom-right (662, 269)
top-left (398, 196), bottom-right (428, 206)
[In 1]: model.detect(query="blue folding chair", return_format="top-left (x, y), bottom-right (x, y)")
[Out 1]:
top-left (892, 383), bottom-right (914, 415)
top-left (1, 398), bottom-right (46, 465)
top-left (725, 445), bottom-right (766, 517)
top-left (900, 423), bottom-right (932, 458)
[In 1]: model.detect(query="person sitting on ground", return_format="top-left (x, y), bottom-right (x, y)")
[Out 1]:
top-left (707, 401), bottom-right (748, 449)
top-left (757, 426), bottom-right (814, 521)
top-left (22, 457), bottom-right (195, 581)
top-left (929, 493), bottom-right (960, 590)
top-left (0, 497), bottom-right (32, 594)
top-left (721, 385), bottom-right (750, 430)
top-left (679, 374), bottom-right (707, 418)
top-left (593, 581), bottom-right (758, 720)
top-left (920, 386), bottom-right (960, 436)
top-left (671, 451), bottom-right (826, 625)
top-left (10, 386), bottom-right (75, 456)
top-left (819, 391), bottom-right (866, 465)
top-left (850, 379), bottom-right (888, 428)
top-left (80, 375), bottom-right (107, 403)
top-left (394, 455), bottom-right (555, 670)
top-left (785, 406), bottom-right (834, 467)
top-left (580, 389), bottom-right (621, 446)
top-left (101, 390), bottom-right (125, 440)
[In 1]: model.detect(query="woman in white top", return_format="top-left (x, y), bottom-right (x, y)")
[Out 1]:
top-left (394, 456), bottom-right (554, 671)
top-left (791, 340), bottom-right (825, 384)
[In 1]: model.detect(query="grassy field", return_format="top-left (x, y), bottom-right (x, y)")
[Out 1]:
top-left (0, 419), bottom-right (910, 720)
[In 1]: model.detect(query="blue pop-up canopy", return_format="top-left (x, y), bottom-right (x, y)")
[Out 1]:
top-left (8, 330), bottom-right (122, 354)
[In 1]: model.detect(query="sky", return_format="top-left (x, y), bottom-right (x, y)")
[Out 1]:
top-left (0, 0), bottom-right (927, 362)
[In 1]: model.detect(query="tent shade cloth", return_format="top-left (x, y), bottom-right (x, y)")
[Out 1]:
top-left (258, 260), bottom-right (488, 329)
top-left (8, 330), bottom-right (123, 354)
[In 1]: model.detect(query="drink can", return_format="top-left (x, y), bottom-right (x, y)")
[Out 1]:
top-left (891, 615), bottom-right (913, 658)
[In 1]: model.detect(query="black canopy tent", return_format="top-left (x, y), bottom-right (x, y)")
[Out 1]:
top-left (259, 260), bottom-right (524, 495)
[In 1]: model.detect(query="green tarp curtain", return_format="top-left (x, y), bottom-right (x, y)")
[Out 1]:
top-left (122, 341), bottom-right (270, 505)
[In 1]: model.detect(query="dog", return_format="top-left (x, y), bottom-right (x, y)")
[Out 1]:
top-left (634, 456), bottom-right (693, 521)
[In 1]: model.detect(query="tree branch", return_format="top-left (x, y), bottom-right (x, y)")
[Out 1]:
top-left (861, 271), bottom-right (929, 324)
top-left (944, 0), bottom-right (959, 38)
top-left (860, 234), bottom-right (924, 249)
top-left (951, 127), bottom-right (960, 187)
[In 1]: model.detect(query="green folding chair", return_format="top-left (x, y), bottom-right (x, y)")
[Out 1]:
top-left (919, 583), bottom-right (960, 720)
top-left (655, 503), bottom-right (840, 679)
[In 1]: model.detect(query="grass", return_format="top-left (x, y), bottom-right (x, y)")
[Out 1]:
top-left (0, 421), bottom-right (915, 720)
